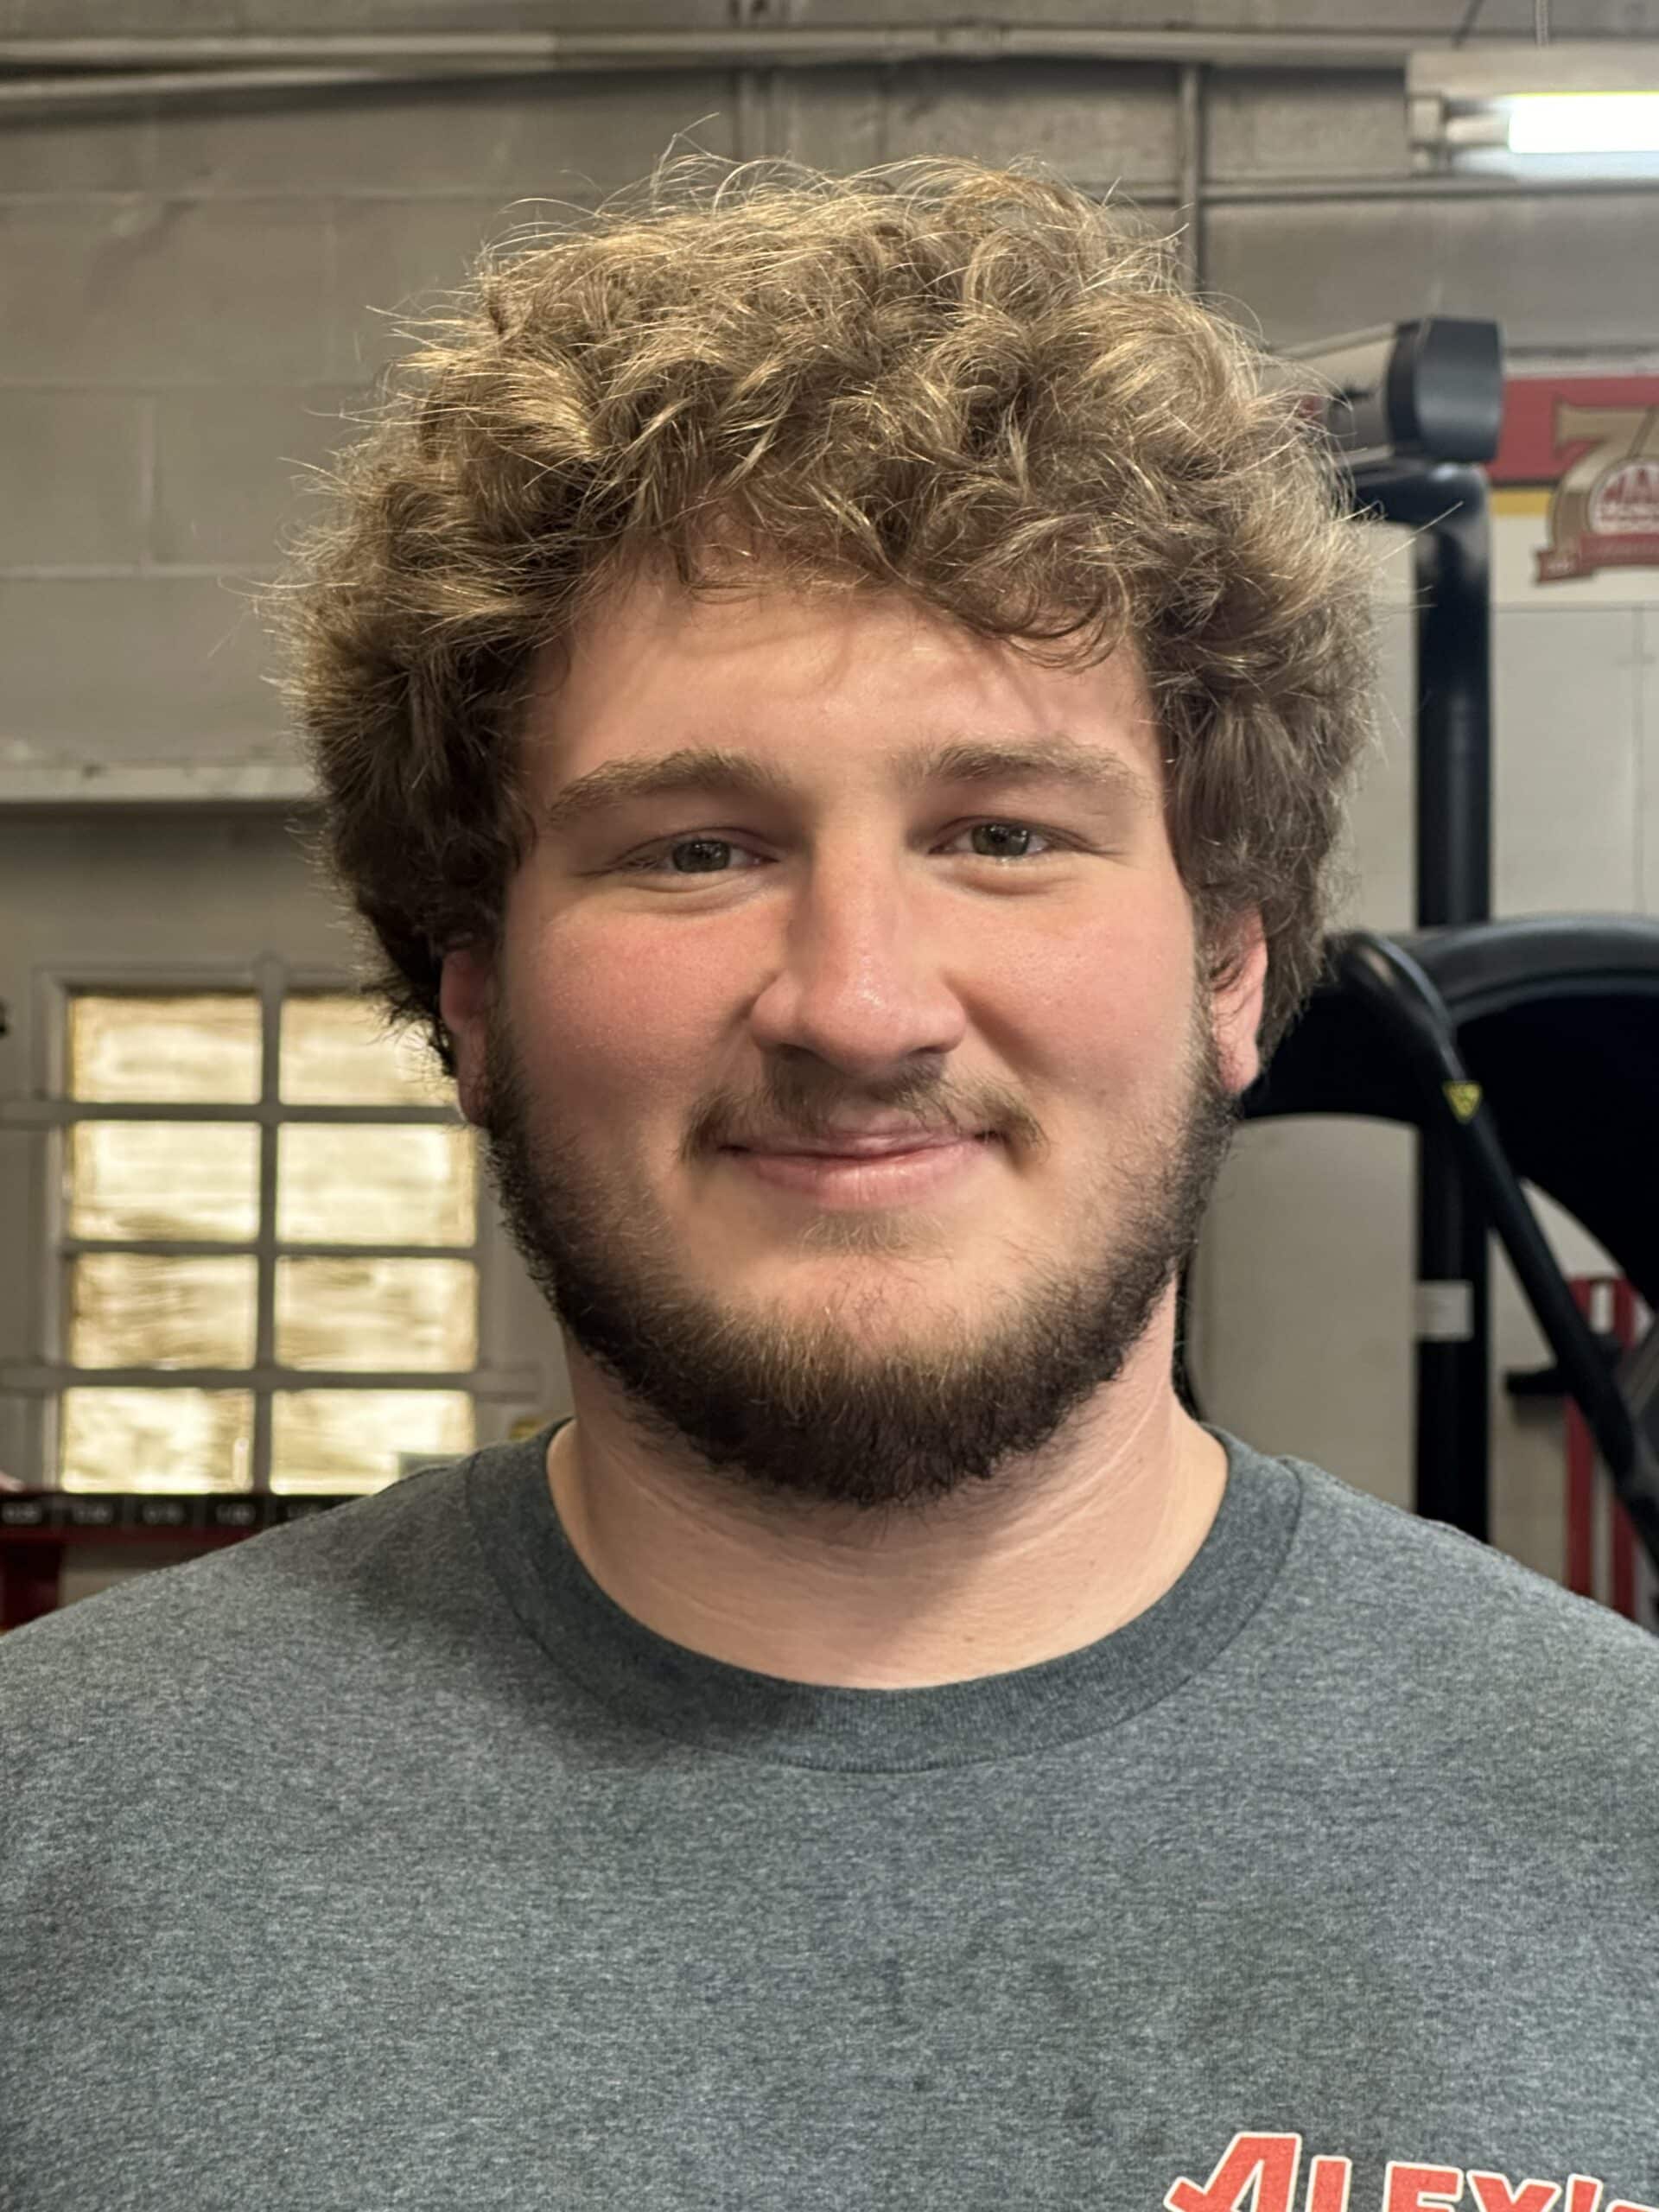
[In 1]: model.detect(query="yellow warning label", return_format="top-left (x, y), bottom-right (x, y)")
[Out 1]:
top-left (1444, 1081), bottom-right (1482, 1123)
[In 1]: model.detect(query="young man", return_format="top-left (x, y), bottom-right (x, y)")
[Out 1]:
top-left (5, 159), bottom-right (1656, 2210)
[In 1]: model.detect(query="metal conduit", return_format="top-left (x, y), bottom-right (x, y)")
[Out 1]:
top-left (0, 29), bottom-right (1452, 73)
top-left (1177, 63), bottom-right (1205, 289)
top-left (0, 65), bottom-right (531, 109)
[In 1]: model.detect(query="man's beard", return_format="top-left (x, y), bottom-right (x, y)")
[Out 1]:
top-left (474, 991), bottom-right (1239, 1523)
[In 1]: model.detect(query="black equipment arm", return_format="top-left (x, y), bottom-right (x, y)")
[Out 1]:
top-left (1337, 930), bottom-right (1659, 1567)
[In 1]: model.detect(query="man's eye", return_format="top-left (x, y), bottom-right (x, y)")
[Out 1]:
top-left (615, 822), bottom-right (1076, 876)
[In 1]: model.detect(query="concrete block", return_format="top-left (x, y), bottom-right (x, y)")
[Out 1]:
top-left (0, 575), bottom-right (289, 758)
top-left (776, 70), bottom-right (890, 175)
top-left (0, 391), bottom-right (148, 569)
top-left (325, 196), bottom-right (522, 380)
top-left (150, 383), bottom-right (365, 566)
top-left (1206, 71), bottom-right (1406, 181)
top-left (1206, 193), bottom-right (1659, 353)
top-left (150, 73), bottom-right (735, 196)
top-left (0, 111), bottom-right (154, 194)
top-left (1493, 607), bottom-right (1641, 917)
top-left (0, 200), bottom-right (331, 386)
top-left (873, 62), bottom-right (1177, 192)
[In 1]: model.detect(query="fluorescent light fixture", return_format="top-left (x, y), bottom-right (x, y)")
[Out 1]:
top-left (1410, 43), bottom-right (1659, 178)
top-left (1505, 94), bottom-right (1659, 156)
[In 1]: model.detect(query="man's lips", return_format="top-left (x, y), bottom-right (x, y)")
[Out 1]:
top-left (728, 1134), bottom-right (985, 1159)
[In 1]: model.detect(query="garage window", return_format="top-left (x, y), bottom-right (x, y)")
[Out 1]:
top-left (50, 976), bottom-right (479, 1497)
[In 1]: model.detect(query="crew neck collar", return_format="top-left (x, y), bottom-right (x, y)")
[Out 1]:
top-left (466, 1419), bottom-right (1303, 1772)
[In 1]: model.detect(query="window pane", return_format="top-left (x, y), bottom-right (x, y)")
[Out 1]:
top-left (281, 995), bottom-right (451, 1107)
top-left (276, 1126), bottom-right (476, 1247)
top-left (69, 994), bottom-right (261, 1103)
top-left (69, 1255), bottom-right (257, 1369)
top-left (275, 1259), bottom-right (478, 1372)
top-left (67, 1122), bottom-right (261, 1243)
top-left (271, 1390), bottom-right (474, 1496)
top-left (60, 1389), bottom-right (254, 1492)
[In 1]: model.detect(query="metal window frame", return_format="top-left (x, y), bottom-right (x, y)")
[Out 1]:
top-left (0, 952), bottom-right (540, 1491)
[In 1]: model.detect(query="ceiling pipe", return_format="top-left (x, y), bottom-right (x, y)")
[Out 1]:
top-left (0, 65), bottom-right (527, 111)
top-left (0, 26), bottom-right (1459, 78)
top-left (0, 67), bottom-right (433, 108)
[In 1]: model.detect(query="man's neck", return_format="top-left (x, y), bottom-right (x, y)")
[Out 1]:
top-left (543, 1379), bottom-right (1228, 1690)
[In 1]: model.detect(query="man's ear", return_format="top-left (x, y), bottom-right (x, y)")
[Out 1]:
top-left (1208, 912), bottom-right (1269, 1097)
top-left (438, 944), bottom-right (495, 1128)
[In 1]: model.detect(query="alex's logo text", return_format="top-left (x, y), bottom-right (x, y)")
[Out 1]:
top-left (1166, 2133), bottom-right (1656, 2212)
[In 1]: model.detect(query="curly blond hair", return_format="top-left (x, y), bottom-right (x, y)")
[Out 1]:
top-left (271, 154), bottom-right (1376, 1077)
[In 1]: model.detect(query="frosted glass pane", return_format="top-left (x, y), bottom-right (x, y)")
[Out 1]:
top-left (277, 1126), bottom-right (476, 1247)
top-left (271, 1390), bottom-right (474, 1496)
top-left (275, 1259), bottom-right (478, 1371)
top-left (59, 1388), bottom-right (254, 1493)
top-left (281, 995), bottom-right (452, 1106)
top-left (67, 1122), bottom-right (260, 1242)
top-left (69, 995), bottom-right (261, 1103)
top-left (70, 1255), bottom-right (257, 1369)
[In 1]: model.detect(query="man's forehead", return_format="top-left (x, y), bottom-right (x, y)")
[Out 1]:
top-left (531, 562), bottom-right (1158, 747)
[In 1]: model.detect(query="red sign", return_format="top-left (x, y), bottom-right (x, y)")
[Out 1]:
top-left (1490, 375), bottom-right (1659, 582)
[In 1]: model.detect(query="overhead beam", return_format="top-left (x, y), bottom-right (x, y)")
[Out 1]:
top-left (0, 25), bottom-right (1456, 80)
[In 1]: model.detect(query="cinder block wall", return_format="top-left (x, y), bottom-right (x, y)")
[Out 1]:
top-left (3, 0), bottom-right (1657, 1592)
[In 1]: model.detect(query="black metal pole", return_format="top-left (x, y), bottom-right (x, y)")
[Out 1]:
top-left (1413, 473), bottom-right (1493, 928)
top-left (1414, 471), bottom-right (1493, 1541)
top-left (1361, 465), bottom-right (1494, 1541)
top-left (1417, 474), bottom-right (1493, 1542)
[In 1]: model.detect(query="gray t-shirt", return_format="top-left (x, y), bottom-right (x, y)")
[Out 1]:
top-left (3, 1421), bottom-right (1657, 2212)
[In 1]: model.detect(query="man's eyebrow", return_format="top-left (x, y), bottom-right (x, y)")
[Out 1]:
top-left (538, 734), bottom-right (1155, 840)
